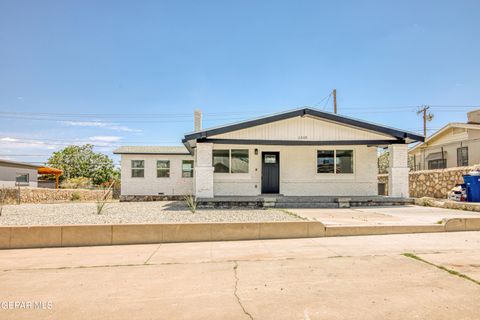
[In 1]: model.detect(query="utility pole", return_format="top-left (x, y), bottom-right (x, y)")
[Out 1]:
top-left (333, 89), bottom-right (337, 114)
top-left (416, 105), bottom-right (434, 137)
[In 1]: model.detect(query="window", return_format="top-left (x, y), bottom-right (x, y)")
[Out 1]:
top-left (428, 159), bottom-right (447, 170)
top-left (157, 160), bottom-right (170, 178)
top-left (213, 150), bottom-right (230, 173)
top-left (317, 150), bottom-right (354, 174)
top-left (15, 173), bottom-right (29, 185)
top-left (317, 150), bottom-right (335, 173)
top-left (182, 160), bottom-right (194, 178)
top-left (264, 154), bottom-right (277, 163)
top-left (457, 147), bottom-right (468, 167)
top-left (212, 149), bottom-right (250, 173)
top-left (231, 149), bottom-right (249, 173)
top-left (131, 160), bottom-right (144, 178)
top-left (336, 150), bottom-right (354, 174)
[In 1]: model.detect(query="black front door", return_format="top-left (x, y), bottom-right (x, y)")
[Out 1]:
top-left (262, 152), bottom-right (280, 194)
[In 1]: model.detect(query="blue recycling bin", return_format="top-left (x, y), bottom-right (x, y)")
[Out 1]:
top-left (463, 175), bottom-right (480, 202)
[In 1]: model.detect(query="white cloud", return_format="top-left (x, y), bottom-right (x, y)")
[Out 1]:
top-left (88, 136), bottom-right (122, 143)
top-left (61, 121), bottom-right (142, 132)
top-left (0, 137), bottom-right (18, 142)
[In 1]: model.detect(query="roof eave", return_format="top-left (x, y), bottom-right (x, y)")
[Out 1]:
top-left (184, 107), bottom-right (424, 143)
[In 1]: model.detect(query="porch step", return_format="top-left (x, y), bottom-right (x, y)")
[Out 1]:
top-left (196, 196), bottom-right (414, 209)
top-left (275, 202), bottom-right (339, 209)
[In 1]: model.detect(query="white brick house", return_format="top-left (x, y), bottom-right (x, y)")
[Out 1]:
top-left (114, 108), bottom-right (423, 199)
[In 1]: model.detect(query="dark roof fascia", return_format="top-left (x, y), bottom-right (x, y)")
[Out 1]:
top-left (113, 152), bottom-right (191, 155)
top-left (304, 109), bottom-right (425, 142)
top-left (182, 138), bottom-right (194, 155)
top-left (184, 109), bottom-right (305, 140)
top-left (197, 138), bottom-right (406, 146)
top-left (184, 108), bottom-right (424, 142)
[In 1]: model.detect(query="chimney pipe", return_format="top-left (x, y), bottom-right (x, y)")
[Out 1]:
top-left (194, 109), bottom-right (202, 131)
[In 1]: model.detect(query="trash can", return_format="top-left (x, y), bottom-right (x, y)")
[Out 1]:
top-left (464, 174), bottom-right (480, 202)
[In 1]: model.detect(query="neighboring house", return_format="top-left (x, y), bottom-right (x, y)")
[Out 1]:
top-left (409, 109), bottom-right (480, 170)
top-left (114, 108), bottom-right (423, 199)
top-left (0, 159), bottom-right (39, 187)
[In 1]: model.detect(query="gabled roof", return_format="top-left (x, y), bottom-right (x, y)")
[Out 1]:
top-left (184, 107), bottom-right (424, 142)
top-left (409, 122), bottom-right (480, 153)
top-left (113, 146), bottom-right (190, 155)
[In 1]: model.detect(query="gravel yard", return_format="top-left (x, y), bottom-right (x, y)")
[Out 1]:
top-left (0, 201), bottom-right (301, 225)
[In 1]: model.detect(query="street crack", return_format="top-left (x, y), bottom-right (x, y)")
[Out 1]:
top-left (233, 261), bottom-right (254, 320)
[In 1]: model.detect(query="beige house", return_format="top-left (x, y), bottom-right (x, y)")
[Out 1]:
top-left (0, 159), bottom-right (39, 187)
top-left (114, 108), bottom-right (423, 199)
top-left (409, 109), bottom-right (480, 170)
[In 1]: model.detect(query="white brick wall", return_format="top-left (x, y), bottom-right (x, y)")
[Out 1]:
top-left (211, 144), bottom-right (378, 196)
top-left (120, 154), bottom-right (194, 196)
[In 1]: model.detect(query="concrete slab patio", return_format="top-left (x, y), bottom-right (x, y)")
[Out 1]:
top-left (1, 232), bottom-right (479, 319)
top-left (291, 205), bottom-right (480, 226)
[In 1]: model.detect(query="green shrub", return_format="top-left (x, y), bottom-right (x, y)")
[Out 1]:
top-left (70, 192), bottom-right (81, 201)
top-left (184, 195), bottom-right (198, 213)
top-left (61, 177), bottom-right (92, 189)
top-left (95, 181), bottom-right (114, 215)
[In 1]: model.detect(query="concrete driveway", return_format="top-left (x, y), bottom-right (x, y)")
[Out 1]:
top-left (291, 205), bottom-right (480, 226)
top-left (1, 232), bottom-right (480, 319)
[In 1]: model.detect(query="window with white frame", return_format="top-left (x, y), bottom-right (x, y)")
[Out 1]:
top-left (131, 160), bottom-right (144, 178)
top-left (213, 149), bottom-right (249, 173)
top-left (15, 173), bottom-right (29, 185)
top-left (157, 160), bottom-right (170, 178)
top-left (317, 150), bottom-right (354, 174)
top-left (182, 160), bottom-right (194, 178)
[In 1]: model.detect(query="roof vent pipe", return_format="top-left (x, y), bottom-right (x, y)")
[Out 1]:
top-left (194, 109), bottom-right (202, 131)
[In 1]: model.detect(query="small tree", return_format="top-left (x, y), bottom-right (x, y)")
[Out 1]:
top-left (47, 144), bottom-right (116, 185)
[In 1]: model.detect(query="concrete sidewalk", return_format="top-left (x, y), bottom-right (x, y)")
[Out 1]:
top-left (291, 205), bottom-right (480, 226)
top-left (1, 232), bottom-right (479, 319)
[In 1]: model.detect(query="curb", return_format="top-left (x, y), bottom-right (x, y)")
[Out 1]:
top-left (1, 218), bottom-right (479, 249)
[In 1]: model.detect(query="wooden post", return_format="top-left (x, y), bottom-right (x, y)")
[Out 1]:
top-left (333, 89), bottom-right (337, 114)
top-left (55, 174), bottom-right (59, 189)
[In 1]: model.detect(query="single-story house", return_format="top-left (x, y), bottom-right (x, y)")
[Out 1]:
top-left (0, 159), bottom-right (39, 187)
top-left (409, 109), bottom-right (480, 170)
top-left (114, 108), bottom-right (423, 199)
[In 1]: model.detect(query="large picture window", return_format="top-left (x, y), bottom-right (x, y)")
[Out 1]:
top-left (457, 147), bottom-right (468, 167)
top-left (317, 150), bottom-right (335, 173)
top-left (335, 150), bottom-right (354, 173)
top-left (213, 149), bottom-right (249, 173)
top-left (182, 160), bottom-right (194, 178)
top-left (317, 150), bottom-right (354, 174)
top-left (213, 150), bottom-right (230, 173)
top-left (157, 160), bottom-right (170, 178)
top-left (231, 149), bottom-right (249, 173)
top-left (131, 160), bottom-right (144, 178)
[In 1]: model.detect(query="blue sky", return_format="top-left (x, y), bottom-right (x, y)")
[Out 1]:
top-left (1, 0), bottom-right (479, 165)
